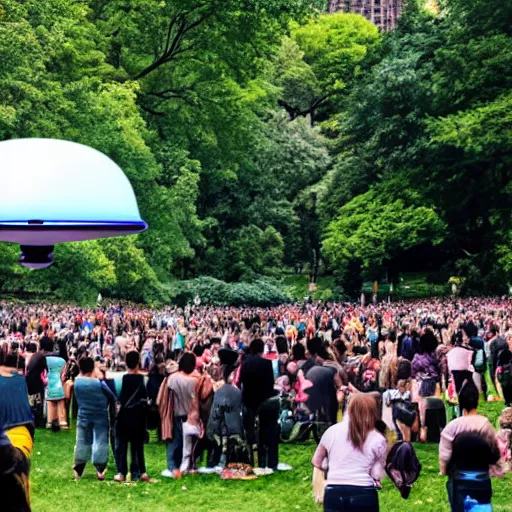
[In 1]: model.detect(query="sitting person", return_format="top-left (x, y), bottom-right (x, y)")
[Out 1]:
top-left (204, 362), bottom-right (247, 471)
top-left (312, 393), bottom-right (387, 512)
top-left (439, 379), bottom-right (503, 512)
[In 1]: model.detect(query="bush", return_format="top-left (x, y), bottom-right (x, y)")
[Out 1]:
top-left (166, 277), bottom-right (291, 307)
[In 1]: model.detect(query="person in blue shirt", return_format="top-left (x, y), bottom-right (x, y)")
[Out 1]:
top-left (46, 352), bottom-right (67, 430)
top-left (0, 350), bottom-right (33, 511)
top-left (73, 357), bottom-right (117, 480)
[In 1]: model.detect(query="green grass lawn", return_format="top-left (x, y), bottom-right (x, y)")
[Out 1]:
top-left (31, 399), bottom-right (512, 512)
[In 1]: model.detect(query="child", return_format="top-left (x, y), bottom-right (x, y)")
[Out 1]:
top-left (114, 350), bottom-right (150, 482)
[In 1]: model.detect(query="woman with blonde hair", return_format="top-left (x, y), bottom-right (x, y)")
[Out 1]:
top-left (312, 393), bottom-right (387, 511)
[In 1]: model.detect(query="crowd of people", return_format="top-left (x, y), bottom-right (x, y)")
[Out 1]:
top-left (1, 297), bottom-right (512, 511)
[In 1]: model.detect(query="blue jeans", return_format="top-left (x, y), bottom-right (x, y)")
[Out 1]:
top-left (447, 472), bottom-right (492, 512)
top-left (74, 415), bottom-right (109, 475)
top-left (166, 415), bottom-right (185, 471)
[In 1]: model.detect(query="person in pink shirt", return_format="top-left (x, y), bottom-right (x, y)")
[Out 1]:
top-left (439, 379), bottom-right (503, 511)
top-left (447, 332), bottom-right (474, 415)
top-left (312, 393), bottom-right (387, 511)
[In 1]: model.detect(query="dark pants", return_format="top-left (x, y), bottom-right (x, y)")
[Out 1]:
top-left (244, 402), bottom-right (279, 470)
top-left (166, 415), bottom-right (185, 471)
top-left (324, 485), bottom-right (379, 512)
top-left (258, 407), bottom-right (279, 470)
top-left (447, 472), bottom-right (492, 512)
top-left (452, 370), bottom-right (473, 416)
top-left (115, 437), bottom-right (146, 479)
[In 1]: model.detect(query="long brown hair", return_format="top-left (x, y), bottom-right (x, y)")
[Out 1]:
top-left (348, 393), bottom-right (379, 450)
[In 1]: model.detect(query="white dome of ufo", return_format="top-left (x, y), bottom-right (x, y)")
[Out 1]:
top-left (0, 138), bottom-right (147, 246)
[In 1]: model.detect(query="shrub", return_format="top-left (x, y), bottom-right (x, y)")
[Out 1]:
top-left (165, 277), bottom-right (291, 307)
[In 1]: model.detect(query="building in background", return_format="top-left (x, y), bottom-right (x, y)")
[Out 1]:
top-left (328, 0), bottom-right (405, 31)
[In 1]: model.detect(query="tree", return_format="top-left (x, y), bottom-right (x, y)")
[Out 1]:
top-left (277, 12), bottom-right (379, 120)
top-left (322, 186), bottom-right (447, 278)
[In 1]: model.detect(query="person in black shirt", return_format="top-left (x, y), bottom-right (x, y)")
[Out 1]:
top-left (239, 338), bottom-right (278, 470)
top-left (113, 350), bottom-right (149, 482)
top-left (25, 338), bottom-right (55, 428)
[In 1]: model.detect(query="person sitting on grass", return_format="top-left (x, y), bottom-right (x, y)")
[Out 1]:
top-left (73, 356), bottom-right (117, 481)
top-left (113, 350), bottom-right (150, 483)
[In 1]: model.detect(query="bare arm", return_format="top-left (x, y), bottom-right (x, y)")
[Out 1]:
top-left (439, 427), bottom-right (453, 476)
top-left (312, 443), bottom-right (328, 471)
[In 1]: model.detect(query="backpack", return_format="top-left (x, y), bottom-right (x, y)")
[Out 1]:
top-left (385, 441), bottom-right (422, 499)
top-left (474, 348), bottom-right (485, 372)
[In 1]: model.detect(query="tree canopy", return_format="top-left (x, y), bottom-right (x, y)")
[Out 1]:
top-left (1, 0), bottom-right (511, 303)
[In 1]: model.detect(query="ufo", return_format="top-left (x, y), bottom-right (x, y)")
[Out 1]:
top-left (0, 138), bottom-right (147, 269)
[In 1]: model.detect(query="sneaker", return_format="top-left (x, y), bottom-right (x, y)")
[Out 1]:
top-left (253, 467), bottom-right (274, 476)
top-left (113, 474), bottom-right (126, 483)
top-left (197, 467), bottom-right (217, 475)
top-left (161, 469), bottom-right (174, 478)
top-left (277, 463), bottom-right (293, 471)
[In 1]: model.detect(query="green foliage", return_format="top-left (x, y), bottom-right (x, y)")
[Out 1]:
top-left (2, 0), bottom-right (512, 302)
top-left (323, 187), bottom-right (447, 274)
top-left (275, 12), bottom-right (380, 119)
top-left (167, 277), bottom-right (291, 307)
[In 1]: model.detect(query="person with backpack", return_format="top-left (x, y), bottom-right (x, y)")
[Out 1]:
top-left (203, 359), bottom-right (246, 471)
top-left (463, 323), bottom-right (487, 399)
top-left (489, 326), bottom-right (508, 393)
top-left (496, 344), bottom-right (512, 406)
top-left (439, 379), bottom-right (503, 512)
top-left (113, 350), bottom-right (150, 482)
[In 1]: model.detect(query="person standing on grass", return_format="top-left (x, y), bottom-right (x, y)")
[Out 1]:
top-left (239, 338), bottom-right (279, 471)
top-left (411, 330), bottom-right (440, 442)
top-left (25, 337), bottom-right (50, 428)
top-left (45, 349), bottom-right (68, 431)
top-left (439, 379), bottom-right (503, 512)
top-left (160, 352), bottom-right (198, 479)
top-left (463, 323), bottom-right (487, 399)
top-left (113, 350), bottom-right (150, 482)
top-left (73, 356), bottom-right (117, 480)
top-left (0, 351), bottom-right (34, 512)
top-left (312, 393), bottom-right (387, 512)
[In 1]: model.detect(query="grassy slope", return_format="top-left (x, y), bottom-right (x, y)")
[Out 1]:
top-left (31, 399), bottom-right (512, 512)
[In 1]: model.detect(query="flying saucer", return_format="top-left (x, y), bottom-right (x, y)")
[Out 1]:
top-left (0, 138), bottom-right (147, 268)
